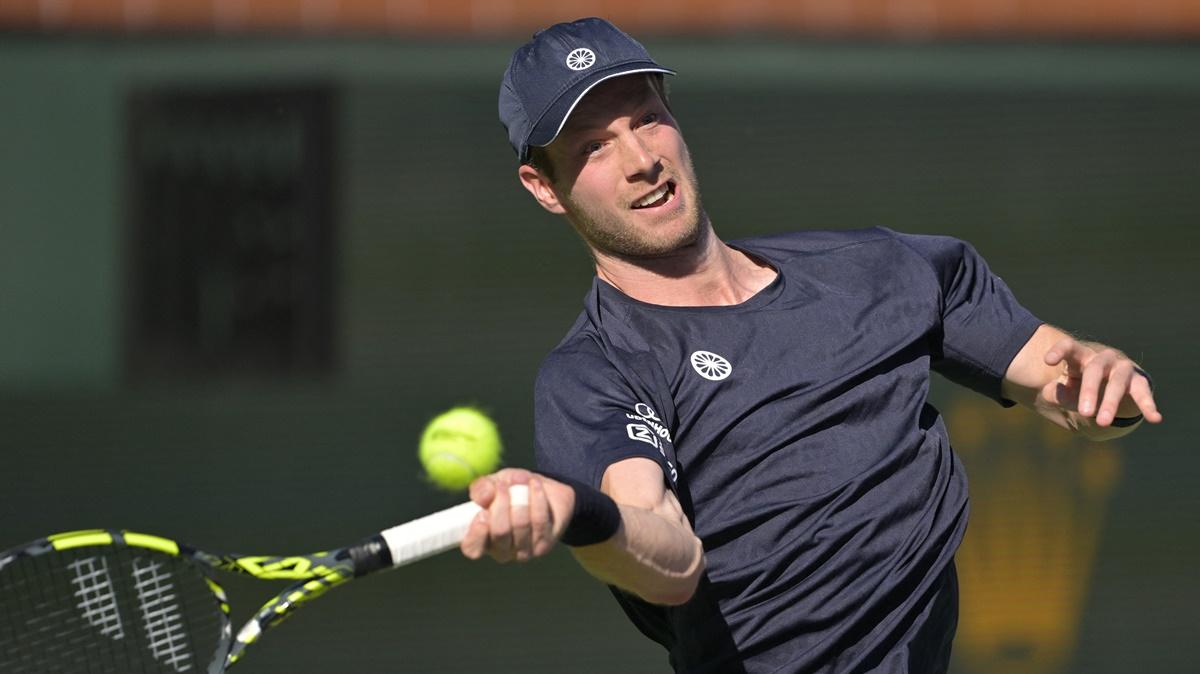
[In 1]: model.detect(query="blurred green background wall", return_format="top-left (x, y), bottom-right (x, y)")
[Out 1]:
top-left (1, 38), bottom-right (1197, 673)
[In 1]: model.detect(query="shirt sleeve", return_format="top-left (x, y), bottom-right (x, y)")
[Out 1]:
top-left (885, 228), bottom-right (1044, 406)
top-left (534, 338), bottom-right (676, 489)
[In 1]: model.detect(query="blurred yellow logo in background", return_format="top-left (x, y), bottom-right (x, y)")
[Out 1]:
top-left (948, 396), bottom-right (1122, 674)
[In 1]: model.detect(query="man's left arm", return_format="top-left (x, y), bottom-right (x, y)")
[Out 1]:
top-left (1001, 324), bottom-right (1163, 440)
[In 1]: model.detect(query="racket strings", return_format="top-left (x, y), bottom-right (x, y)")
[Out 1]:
top-left (130, 557), bottom-right (196, 670)
top-left (0, 546), bottom-right (226, 673)
top-left (69, 556), bottom-right (127, 640)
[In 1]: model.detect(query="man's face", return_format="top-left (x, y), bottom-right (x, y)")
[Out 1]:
top-left (530, 76), bottom-right (706, 259)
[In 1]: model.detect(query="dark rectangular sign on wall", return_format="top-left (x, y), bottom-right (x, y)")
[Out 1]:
top-left (124, 86), bottom-right (336, 381)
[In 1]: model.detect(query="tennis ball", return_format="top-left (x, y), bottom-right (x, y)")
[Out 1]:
top-left (418, 406), bottom-right (502, 491)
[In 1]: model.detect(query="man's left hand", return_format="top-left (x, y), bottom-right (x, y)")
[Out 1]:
top-left (1040, 336), bottom-right (1162, 427)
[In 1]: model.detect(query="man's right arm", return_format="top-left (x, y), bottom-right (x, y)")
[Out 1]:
top-left (461, 458), bottom-right (705, 606)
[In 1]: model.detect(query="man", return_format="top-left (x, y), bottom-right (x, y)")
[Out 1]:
top-left (460, 17), bottom-right (1161, 673)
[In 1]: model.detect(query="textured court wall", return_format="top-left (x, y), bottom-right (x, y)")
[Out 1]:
top-left (1, 39), bottom-right (1197, 673)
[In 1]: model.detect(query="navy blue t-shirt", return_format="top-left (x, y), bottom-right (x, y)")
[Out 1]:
top-left (534, 227), bottom-right (1042, 674)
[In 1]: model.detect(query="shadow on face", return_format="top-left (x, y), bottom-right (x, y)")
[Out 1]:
top-left (530, 73), bottom-right (678, 191)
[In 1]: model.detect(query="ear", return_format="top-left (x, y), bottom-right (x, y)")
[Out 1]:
top-left (518, 164), bottom-right (567, 215)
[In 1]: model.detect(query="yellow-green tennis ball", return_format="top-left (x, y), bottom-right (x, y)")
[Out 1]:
top-left (418, 407), bottom-right (502, 491)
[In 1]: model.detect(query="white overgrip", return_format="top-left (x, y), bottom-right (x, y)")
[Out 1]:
top-left (380, 485), bottom-right (529, 568)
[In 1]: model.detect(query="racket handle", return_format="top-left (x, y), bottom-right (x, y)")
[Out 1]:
top-left (380, 485), bottom-right (529, 567)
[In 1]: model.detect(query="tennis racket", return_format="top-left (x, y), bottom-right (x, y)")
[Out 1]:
top-left (0, 485), bottom-right (526, 673)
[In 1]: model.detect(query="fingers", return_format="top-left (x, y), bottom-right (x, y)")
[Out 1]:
top-left (1039, 337), bottom-right (1112, 418)
top-left (1129, 373), bottom-right (1164, 423)
top-left (488, 480), bottom-right (514, 561)
top-left (462, 471), bottom-right (556, 564)
top-left (529, 478), bottom-right (555, 557)
top-left (509, 484), bottom-right (532, 561)
top-left (460, 508), bottom-right (490, 560)
top-left (1043, 378), bottom-right (1079, 413)
top-left (1045, 339), bottom-right (1164, 427)
top-left (461, 477), bottom-right (497, 560)
top-left (1041, 337), bottom-right (1096, 416)
top-left (1076, 350), bottom-right (1109, 418)
top-left (468, 476), bottom-right (497, 509)
top-left (1094, 361), bottom-right (1132, 426)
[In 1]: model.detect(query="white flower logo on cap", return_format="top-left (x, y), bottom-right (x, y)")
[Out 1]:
top-left (566, 48), bottom-right (596, 71)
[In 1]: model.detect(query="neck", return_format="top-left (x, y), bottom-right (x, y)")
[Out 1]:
top-left (593, 224), bottom-right (777, 307)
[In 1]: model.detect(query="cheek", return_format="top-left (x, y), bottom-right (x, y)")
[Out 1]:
top-left (672, 134), bottom-right (692, 162)
top-left (658, 131), bottom-right (691, 167)
top-left (566, 171), bottom-right (616, 209)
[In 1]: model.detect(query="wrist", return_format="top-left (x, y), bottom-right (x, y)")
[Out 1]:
top-left (546, 474), bottom-right (622, 547)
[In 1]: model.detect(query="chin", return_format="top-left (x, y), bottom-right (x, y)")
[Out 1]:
top-left (570, 197), bottom-right (707, 259)
top-left (649, 225), bottom-right (704, 257)
top-left (617, 219), bottom-right (706, 260)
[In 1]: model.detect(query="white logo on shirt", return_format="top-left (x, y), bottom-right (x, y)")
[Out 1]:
top-left (626, 423), bottom-right (659, 449)
top-left (690, 350), bottom-right (732, 381)
top-left (634, 402), bottom-right (660, 422)
top-left (566, 48), bottom-right (596, 71)
top-left (626, 404), bottom-right (671, 442)
top-left (625, 403), bottom-right (677, 483)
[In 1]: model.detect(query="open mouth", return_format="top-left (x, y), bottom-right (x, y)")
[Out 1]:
top-left (631, 181), bottom-right (676, 210)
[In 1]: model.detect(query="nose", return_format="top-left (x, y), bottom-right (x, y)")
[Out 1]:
top-left (618, 130), bottom-right (660, 182)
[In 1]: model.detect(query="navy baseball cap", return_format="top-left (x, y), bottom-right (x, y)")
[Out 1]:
top-left (499, 17), bottom-right (675, 163)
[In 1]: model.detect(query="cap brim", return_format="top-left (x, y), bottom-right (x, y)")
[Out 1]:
top-left (525, 64), bottom-right (676, 160)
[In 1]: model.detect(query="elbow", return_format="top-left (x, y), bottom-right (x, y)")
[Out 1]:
top-left (637, 573), bottom-right (702, 606)
top-left (637, 542), bottom-right (706, 606)
top-left (647, 576), bottom-right (700, 606)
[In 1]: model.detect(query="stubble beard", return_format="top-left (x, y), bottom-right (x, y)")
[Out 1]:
top-left (565, 162), bottom-right (707, 261)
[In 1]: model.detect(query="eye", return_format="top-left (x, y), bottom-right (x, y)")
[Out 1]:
top-left (639, 112), bottom-right (659, 126)
top-left (583, 141), bottom-right (604, 156)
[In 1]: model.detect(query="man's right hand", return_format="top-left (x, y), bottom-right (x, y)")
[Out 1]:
top-left (460, 468), bottom-right (576, 563)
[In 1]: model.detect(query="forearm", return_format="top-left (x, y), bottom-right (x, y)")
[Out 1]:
top-left (571, 503), bottom-right (705, 606)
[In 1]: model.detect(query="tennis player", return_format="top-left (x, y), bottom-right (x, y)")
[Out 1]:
top-left (460, 17), bottom-right (1162, 673)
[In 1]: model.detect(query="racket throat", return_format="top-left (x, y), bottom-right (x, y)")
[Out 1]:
top-left (346, 534), bottom-right (393, 576)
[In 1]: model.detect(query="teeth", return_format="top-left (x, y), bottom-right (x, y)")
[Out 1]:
top-left (634, 184), bottom-right (669, 208)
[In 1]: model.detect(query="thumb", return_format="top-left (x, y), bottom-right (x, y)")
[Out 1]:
top-left (1043, 336), bottom-right (1079, 367)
